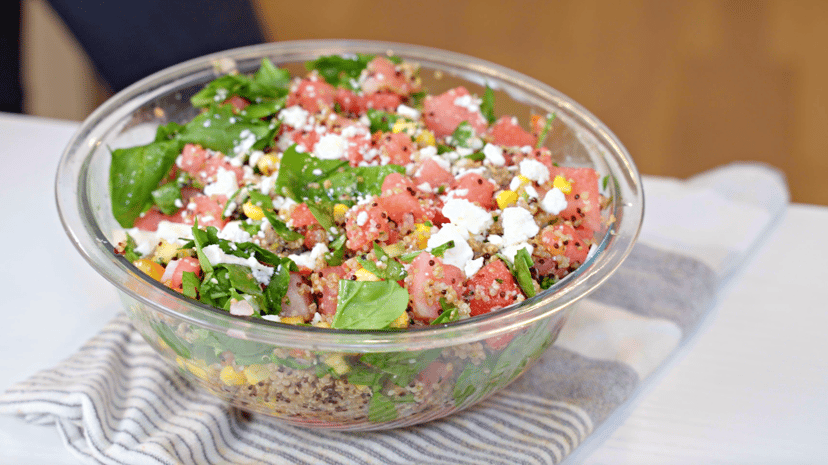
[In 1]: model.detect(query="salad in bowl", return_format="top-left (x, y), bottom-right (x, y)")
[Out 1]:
top-left (56, 40), bottom-right (643, 430)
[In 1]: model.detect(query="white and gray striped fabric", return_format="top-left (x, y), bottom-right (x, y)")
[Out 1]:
top-left (0, 163), bottom-right (787, 465)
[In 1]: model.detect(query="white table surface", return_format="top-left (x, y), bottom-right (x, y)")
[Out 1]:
top-left (1, 112), bottom-right (826, 464)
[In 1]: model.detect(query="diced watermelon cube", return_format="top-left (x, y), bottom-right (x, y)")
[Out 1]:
top-left (408, 252), bottom-right (465, 322)
top-left (489, 115), bottom-right (537, 148)
top-left (465, 259), bottom-right (522, 316)
top-left (423, 86), bottom-right (488, 138)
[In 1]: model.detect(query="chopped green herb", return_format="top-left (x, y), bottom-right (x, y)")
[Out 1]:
top-left (535, 113), bottom-right (556, 149)
top-left (513, 247), bottom-right (536, 298)
top-left (430, 240), bottom-right (455, 258)
top-left (481, 85), bottom-right (496, 124)
top-left (151, 182), bottom-right (182, 215)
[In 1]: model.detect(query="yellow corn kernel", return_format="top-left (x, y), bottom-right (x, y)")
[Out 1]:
top-left (243, 364), bottom-right (270, 385)
top-left (133, 259), bottom-right (165, 281)
top-left (219, 366), bottom-right (246, 386)
top-left (313, 320), bottom-right (331, 329)
top-left (280, 316), bottom-right (305, 325)
top-left (256, 154), bottom-right (279, 175)
top-left (416, 130), bottom-right (436, 147)
top-left (381, 242), bottom-right (406, 258)
top-left (333, 203), bottom-right (349, 222)
top-left (184, 360), bottom-right (207, 380)
top-left (496, 190), bottom-right (519, 210)
top-left (414, 223), bottom-right (431, 249)
top-left (151, 239), bottom-right (180, 264)
top-left (323, 353), bottom-right (351, 375)
top-left (388, 311), bottom-right (410, 329)
top-left (243, 201), bottom-right (265, 220)
top-left (553, 175), bottom-right (572, 194)
top-left (517, 174), bottom-right (532, 186)
top-left (392, 119), bottom-right (417, 135)
top-left (355, 268), bottom-right (381, 281)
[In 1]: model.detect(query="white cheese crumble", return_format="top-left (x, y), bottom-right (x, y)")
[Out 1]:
top-left (396, 104), bottom-right (420, 120)
top-left (218, 221), bottom-right (252, 243)
top-left (356, 210), bottom-right (369, 226)
top-left (519, 159), bottom-right (550, 184)
top-left (540, 187), bottom-right (568, 214)
top-left (288, 243), bottom-right (329, 270)
top-left (426, 224), bottom-right (474, 271)
top-left (313, 133), bottom-right (346, 160)
top-left (501, 206), bottom-right (540, 254)
top-left (441, 198), bottom-right (493, 236)
top-left (453, 94), bottom-right (481, 113)
top-left (483, 143), bottom-right (505, 166)
top-left (464, 257), bottom-right (484, 277)
top-left (279, 105), bottom-right (310, 128)
top-left (233, 129), bottom-right (256, 156)
top-left (203, 167), bottom-right (239, 198)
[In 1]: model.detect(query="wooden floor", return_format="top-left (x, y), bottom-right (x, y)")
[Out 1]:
top-left (22, 0), bottom-right (828, 205)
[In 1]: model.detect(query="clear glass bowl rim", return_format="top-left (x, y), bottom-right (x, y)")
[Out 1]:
top-left (55, 39), bottom-right (644, 353)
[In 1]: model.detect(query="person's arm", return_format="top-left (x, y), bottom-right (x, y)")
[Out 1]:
top-left (46, 0), bottom-right (266, 92)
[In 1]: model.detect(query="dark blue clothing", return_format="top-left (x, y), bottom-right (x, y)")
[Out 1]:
top-left (1, 0), bottom-right (265, 113)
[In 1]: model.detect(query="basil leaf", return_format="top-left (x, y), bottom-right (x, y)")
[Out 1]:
top-left (325, 235), bottom-right (347, 266)
top-left (355, 243), bottom-right (407, 281)
top-left (332, 280), bottom-right (409, 330)
top-left (181, 271), bottom-right (199, 299)
top-left (366, 109), bottom-right (398, 133)
top-left (449, 121), bottom-right (474, 148)
top-left (263, 260), bottom-right (293, 315)
top-left (110, 139), bottom-right (184, 227)
top-left (191, 58), bottom-right (290, 108)
top-left (262, 208), bottom-right (303, 242)
top-left (190, 220), bottom-right (214, 274)
top-left (399, 250), bottom-right (421, 263)
top-left (275, 145), bottom-right (404, 227)
top-left (360, 349), bottom-right (441, 388)
top-left (151, 182), bottom-right (182, 215)
top-left (430, 240), bottom-right (455, 258)
top-left (430, 298), bottom-right (460, 325)
top-left (159, 104), bottom-right (279, 156)
top-left (119, 234), bottom-right (141, 262)
top-left (481, 85), bottom-right (496, 124)
top-left (513, 248), bottom-right (536, 298)
top-left (305, 54), bottom-right (374, 90)
top-left (463, 152), bottom-right (485, 162)
top-left (221, 263), bottom-right (263, 296)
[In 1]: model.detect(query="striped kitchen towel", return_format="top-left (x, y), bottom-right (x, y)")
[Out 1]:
top-left (0, 163), bottom-right (787, 465)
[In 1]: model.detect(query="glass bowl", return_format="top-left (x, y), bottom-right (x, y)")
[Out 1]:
top-left (55, 40), bottom-right (643, 430)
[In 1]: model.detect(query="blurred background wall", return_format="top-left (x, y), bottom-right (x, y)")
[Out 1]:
top-left (20, 0), bottom-right (828, 205)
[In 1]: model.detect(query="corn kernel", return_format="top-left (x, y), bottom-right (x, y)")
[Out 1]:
top-left (184, 360), bottom-right (207, 380)
top-left (323, 353), bottom-right (351, 375)
top-left (388, 311), bottom-right (410, 329)
top-left (414, 223), bottom-right (431, 249)
top-left (517, 174), bottom-right (532, 186)
top-left (392, 119), bottom-right (417, 135)
top-left (416, 130), bottom-right (436, 147)
top-left (151, 239), bottom-right (180, 264)
top-left (313, 320), bottom-right (331, 329)
top-left (381, 242), bottom-right (406, 258)
top-left (333, 203), bottom-right (349, 222)
top-left (496, 190), bottom-right (519, 210)
top-left (243, 364), bottom-right (270, 385)
top-left (219, 366), bottom-right (246, 386)
top-left (553, 175), bottom-right (572, 194)
top-left (243, 201), bottom-right (265, 220)
top-left (133, 259), bottom-right (165, 281)
top-left (355, 268), bottom-right (381, 281)
top-left (279, 316), bottom-right (305, 325)
top-left (256, 154), bottom-right (279, 175)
